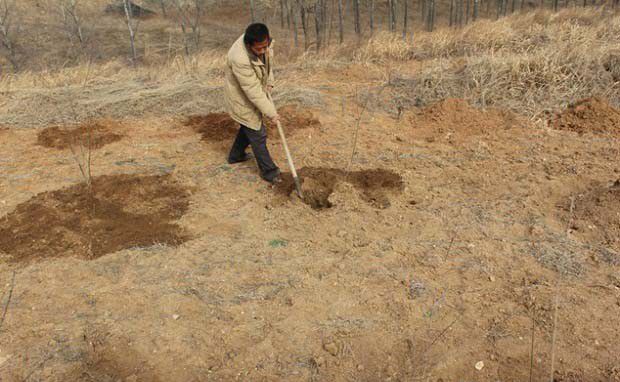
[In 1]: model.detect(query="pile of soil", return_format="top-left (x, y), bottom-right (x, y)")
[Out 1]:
top-left (185, 105), bottom-right (321, 142)
top-left (568, 179), bottom-right (620, 253)
top-left (276, 167), bottom-right (404, 209)
top-left (551, 97), bottom-right (620, 135)
top-left (408, 98), bottom-right (519, 141)
top-left (185, 112), bottom-right (238, 142)
top-left (37, 120), bottom-right (123, 150)
top-left (0, 174), bottom-right (190, 263)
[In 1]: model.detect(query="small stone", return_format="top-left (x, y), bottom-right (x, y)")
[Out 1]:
top-left (475, 361), bottom-right (484, 370)
top-left (172, 314), bottom-right (180, 320)
top-left (357, 364), bottom-right (364, 371)
top-left (323, 342), bottom-right (338, 356)
top-left (489, 275), bottom-right (496, 282)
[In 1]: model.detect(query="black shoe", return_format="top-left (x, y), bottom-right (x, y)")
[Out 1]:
top-left (262, 168), bottom-right (282, 184)
top-left (227, 153), bottom-right (253, 164)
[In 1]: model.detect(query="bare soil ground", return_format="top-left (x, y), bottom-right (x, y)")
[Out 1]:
top-left (185, 105), bottom-right (321, 144)
top-left (550, 97), bottom-right (620, 136)
top-left (36, 120), bottom-right (124, 150)
top-left (1, 68), bottom-right (620, 381)
top-left (0, 174), bottom-right (190, 263)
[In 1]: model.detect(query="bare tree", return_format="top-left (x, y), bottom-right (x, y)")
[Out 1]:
top-left (280, 0), bottom-right (286, 27)
top-left (158, 0), bottom-right (168, 17)
top-left (290, 1), bottom-right (298, 46)
top-left (59, 0), bottom-right (85, 49)
top-left (337, 0), bottom-right (343, 42)
top-left (473, 0), bottom-right (479, 20)
top-left (250, 0), bottom-right (256, 22)
top-left (172, 0), bottom-right (205, 56)
top-left (466, 0), bottom-right (470, 23)
top-left (450, 0), bottom-right (455, 26)
top-left (0, 0), bottom-right (18, 71)
top-left (122, 0), bottom-right (139, 64)
top-left (391, 0), bottom-right (398, 32)
top-left (426, 0), bottom-right (435, 31)
top-left (353, 0), bottom-right (361, 37)
top-left (402, 0), bottom-right (408, 38)
top-left (368, 0), bottom-right (374, 36)
top-left (314, 1), bottom-right (322, 51)
top-left (299, 1), bottom-right (309, 50)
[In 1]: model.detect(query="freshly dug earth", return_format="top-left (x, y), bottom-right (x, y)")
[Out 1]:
top-left (568, 179), bottom-right (620, 255)
top-left (276, 167), bottom-right (404, 209)
top-left (37, 120), bottom-right (124, 150)
top-left (408, 98), bottom-right (520, 142)
top-left (185, 105), bottom-right (320, 142)
top-left (0, 174), bottom-right (190, 263)
top-left (551, 97), bottom-right (620, 135)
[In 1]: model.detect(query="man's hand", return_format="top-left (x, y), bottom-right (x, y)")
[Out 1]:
top-left (270, 114), bottom-right (280, 125)
top-left (266, 85), bottom-right (274, 94)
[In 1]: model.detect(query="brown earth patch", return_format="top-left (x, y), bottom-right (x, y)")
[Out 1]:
top-left (566, 179), bottom-right (620, 256)
top-left (37, 120), bottom-right (124, 150)
top-left (0, 174), bottom-right (190, 263)
top-left (275, 167), bottom-right (404, 209)
top-left (408, 98), bottom-right (521, 142)
top-left (185, 105), bottom-right (320, 142)
top-left (551, 97), bottom-right (620, 135)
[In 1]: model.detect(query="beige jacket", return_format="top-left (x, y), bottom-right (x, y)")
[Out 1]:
top-left (224, 34), bottom-right (276, 130)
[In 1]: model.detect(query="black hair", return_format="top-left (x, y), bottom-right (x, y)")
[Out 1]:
top-left (244, 23), bottom-right (270, 46)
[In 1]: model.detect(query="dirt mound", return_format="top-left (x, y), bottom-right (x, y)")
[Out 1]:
top-left (185, 112), bottom-right (238, 142)
top-left (0, 174), bottom-right (190, 263)
top-left (409, 98), bottom-right (519, 141)
top-left (275, 167), bottom-right (404, 209)
top-left (185, 105), bottom-right (320, 142)
top-left (551, 98), bottom-right (620, 135)
top-left (37, 120), bottom-right (123, 150)
top-left (567, 179), bottom-right (620, 253)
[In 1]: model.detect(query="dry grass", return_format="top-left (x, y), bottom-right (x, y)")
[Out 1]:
top-left (1, 7), bottom-right (619, 126)
top-left (355, 8), bottom-right (620, 116)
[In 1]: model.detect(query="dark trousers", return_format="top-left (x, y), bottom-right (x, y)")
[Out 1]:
top-left (228, 124), bottom-right (280, 181)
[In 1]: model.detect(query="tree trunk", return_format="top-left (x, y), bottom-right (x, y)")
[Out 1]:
top-left (392, 0), bottom-right (398, 32)
top-left (291, 2), bottom-right (298, 46)
top-left (353, 0), bottom-right (361, 36)
top-left (280, 0), bottom-right (286, 27)
top-left (300, 3), bottom-right (309, 50)
top-left (449, 0), bottom-right (454, 25)
top-left (314, 2), bottom-right (321, 51)
top-left (368, 0), bottom-right (374, 35)
top-left (250, 0), bottom-right (256, 22)
top-left (123, 0), bottom-right (137, 64)
top-left (403, 0), bottom-right (408, 38)
top-left (430, 0), bottom-right (435, 31)
top-left (466, 0), bottom-right (470, 23)
top-left (159, 0), bottom-right (167, 17)
top-left (473, 0), bottom-right (479, 20)
top-left (337, 0), bottom-right (344, 42)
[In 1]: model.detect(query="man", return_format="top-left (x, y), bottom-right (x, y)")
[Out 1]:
top-left (224, 23), bottom-right (281, 183)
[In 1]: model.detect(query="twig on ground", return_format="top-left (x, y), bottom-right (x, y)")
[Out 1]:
top-left (529, 309), bottom-right (536, 382)
top-left (0, 270), bottom-right (16, 333)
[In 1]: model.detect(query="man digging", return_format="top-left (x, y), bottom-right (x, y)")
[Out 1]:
top-left (224, 23), bottom-right (282, 184)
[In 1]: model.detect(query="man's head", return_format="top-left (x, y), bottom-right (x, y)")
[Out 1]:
top-left (244, 23), bottom-right (271, 56)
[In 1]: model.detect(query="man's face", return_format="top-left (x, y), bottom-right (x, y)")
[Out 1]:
top-left (249, 38), bottom-right (270, 56)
